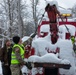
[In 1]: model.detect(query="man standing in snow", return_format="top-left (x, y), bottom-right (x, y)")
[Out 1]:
top-left (0, 39), bottom-right (12, 75)
top-left (10, 36), bottom-right (32, 75)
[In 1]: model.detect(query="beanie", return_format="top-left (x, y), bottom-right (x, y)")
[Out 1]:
top-left (13, 36), bottom-right (20, 44)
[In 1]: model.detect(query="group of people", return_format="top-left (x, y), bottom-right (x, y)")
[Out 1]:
top-left (0, 1), bottom-right (76, 75)
top-left (0, 36), bottom-right (32, 75)
top-left (0, 1), bottom-right (61, 75)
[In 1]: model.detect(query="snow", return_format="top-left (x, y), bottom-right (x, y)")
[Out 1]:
top-left (30, 24), bottom-right (76, 75)
top-left (39, 53), bottom-right (61, 63)
top-left (59, 9), bottom-right (71, 14)
top-left (46, 0), bottom-right (59, 10)
top-left (40, 24), bottom-right (76, 39)
top-left (59, 25), bottom-right (75, 37)
top-left (40, 25), bottom-right (50, 33)
top-left (0, 61), bottom-right (3, 75)
top-left (56, 40), bottom-right (76, 75)
top-left (22, 36), bottom-right (30, 43)
top-left (28, 55), bottom-right (41, 63)
top-left (21, 65), bottom-right (29, 74)
top-left (60, 59), bottom-right (70, 64)
top-left (28, 53), bottom-right (70, 65)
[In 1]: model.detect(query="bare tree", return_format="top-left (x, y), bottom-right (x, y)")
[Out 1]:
top-left (30, 0), bottom-right (40, 30)
top-left (17, 0), bottom-right (24, 37)
top-left (0, 0), bottom-right (36, 39)
top-left (72, 3), bottom-right (76, 18)
top-left (0, 0), bottom-right (27, 38)
top-left (7, 0), bottom-right (13, 37)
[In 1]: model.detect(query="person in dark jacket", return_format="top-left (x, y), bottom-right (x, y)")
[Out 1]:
top-left (0, 39), bottom-right (12, 75)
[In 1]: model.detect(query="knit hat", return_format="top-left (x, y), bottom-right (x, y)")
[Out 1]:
top-left (13, 36), bottom-right (20, 44)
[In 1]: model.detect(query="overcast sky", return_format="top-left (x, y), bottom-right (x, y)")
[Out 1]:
top-left (0, 0), bottom-right (75, 9)
top-left (56, 0), bottom-right (76, 8)
top-left (26, 0), bottom-right (76, 9)
top-left (39, 0), bottom-right (76, 9)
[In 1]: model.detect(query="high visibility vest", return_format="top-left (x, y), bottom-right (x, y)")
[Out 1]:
top-left (11, 44), bottom-right (24, 64)
top-left (71, 36), bottom-right (75, 44)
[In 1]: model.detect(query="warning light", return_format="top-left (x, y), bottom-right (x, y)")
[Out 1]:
top-left (61, 14), bottom-right (72, 17)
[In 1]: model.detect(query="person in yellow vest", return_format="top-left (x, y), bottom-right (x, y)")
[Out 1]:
top-left (10, 36), bottom-right (32, 75)
top-left (71, 36), bottom-right (75, 44)
top-left (73, 37), bottom-right (76, 54)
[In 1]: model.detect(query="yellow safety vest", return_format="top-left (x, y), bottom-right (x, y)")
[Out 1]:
top-left (11, 44), bottom-right (24, 64)
top-left (71, 36), bottom-right (75, 44)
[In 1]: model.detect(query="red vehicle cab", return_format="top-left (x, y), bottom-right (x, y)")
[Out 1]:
top-left (37, 13), bottom-right (76, 39)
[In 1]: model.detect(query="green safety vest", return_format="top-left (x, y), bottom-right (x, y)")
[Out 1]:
top-left (71, 37), bottom-right (75, 44)
top-left (11, 44), bottom-right (24, 64)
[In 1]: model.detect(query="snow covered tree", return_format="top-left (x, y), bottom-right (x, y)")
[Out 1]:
top-left (30, 0), bottom-right (40, 30)
top-left (72, 3), bottom-right (76, 18)
top-left (0, 0), bottom-right (29, 38)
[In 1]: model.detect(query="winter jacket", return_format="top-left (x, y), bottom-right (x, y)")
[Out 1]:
top-left (0, 46), bottom-right (12, 66)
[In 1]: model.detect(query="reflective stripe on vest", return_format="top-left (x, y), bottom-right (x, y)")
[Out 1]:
top-left (11, 44), bottom-right (24, 64)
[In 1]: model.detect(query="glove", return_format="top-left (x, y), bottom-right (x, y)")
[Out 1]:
top-left (25, 62), bottom-right (32, 70)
